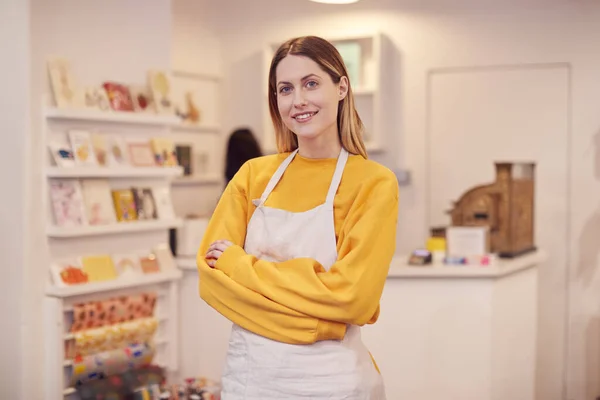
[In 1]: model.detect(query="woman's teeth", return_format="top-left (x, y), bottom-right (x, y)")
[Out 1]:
top-left (295, 112), bottom-right (316, 121)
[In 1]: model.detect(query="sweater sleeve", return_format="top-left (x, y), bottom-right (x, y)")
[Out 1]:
top-left (196, 162), bottom-right (347, 344)
top-left (214, 171), bottom-right (399, 326)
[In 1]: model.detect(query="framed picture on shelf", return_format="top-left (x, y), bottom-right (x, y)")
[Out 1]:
top-left (127, 141), bottom-right (156, 167)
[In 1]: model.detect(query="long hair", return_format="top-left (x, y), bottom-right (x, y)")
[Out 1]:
top-left (267, 35), bottom-right (368, 158)
top-left (225, 128), bottom-right (263, 184)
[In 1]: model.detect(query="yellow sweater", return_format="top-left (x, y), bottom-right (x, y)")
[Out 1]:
top-left (196, 152), bottom-right (399, 345)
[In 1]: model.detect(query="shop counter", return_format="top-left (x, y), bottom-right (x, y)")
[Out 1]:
top-left (177, 250), bottom-right (545, 400)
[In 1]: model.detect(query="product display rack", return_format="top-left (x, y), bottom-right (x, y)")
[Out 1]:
top-left (41, 96), bottom-right (185, 399)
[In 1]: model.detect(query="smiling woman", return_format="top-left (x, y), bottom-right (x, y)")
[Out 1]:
top-left (196, 35), bottom-right (399, 400)
top-left (268, 36), bottom-right (368, 159)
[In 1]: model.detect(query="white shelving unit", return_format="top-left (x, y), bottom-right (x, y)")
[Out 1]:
top-left (262, 32), bottom-right (389, 154)
top-left (42, 99), bottom-right (186, 399)
top-left (44, 271), bottom-right (182, 398)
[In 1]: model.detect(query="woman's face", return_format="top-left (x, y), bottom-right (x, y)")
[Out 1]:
top-left (276, 55), bottom-right (347, 145)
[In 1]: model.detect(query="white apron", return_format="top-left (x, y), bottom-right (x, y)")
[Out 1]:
top-left (220, 148), bottom-right (386, 400)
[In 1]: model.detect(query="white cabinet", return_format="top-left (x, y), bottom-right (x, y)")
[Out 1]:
top-left (362, 251), bottom-right (545, 400)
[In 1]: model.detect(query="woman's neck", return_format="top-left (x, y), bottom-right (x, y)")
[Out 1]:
top-left (296, 132), bottom-right (342, 159)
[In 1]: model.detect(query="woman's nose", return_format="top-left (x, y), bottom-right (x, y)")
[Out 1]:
top-left (293, 91), bottom-right (307, 108)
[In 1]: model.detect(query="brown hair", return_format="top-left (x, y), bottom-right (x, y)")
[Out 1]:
top-left (267, 36), bottom-right (368, 158)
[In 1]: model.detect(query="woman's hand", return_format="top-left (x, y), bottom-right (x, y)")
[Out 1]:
top-left (205, 240), bottom-right (234, 268)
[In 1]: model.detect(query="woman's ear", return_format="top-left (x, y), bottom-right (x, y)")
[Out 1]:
top-left (338, 76), bottom-right (349, 100)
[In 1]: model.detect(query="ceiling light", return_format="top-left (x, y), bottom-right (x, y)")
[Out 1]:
top-left (309, 0), bottom-right (361, 4)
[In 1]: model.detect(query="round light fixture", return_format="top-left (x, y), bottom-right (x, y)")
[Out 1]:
top-left (309, 0), bottom-right (361, 4)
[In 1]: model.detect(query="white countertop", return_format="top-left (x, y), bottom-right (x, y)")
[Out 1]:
top-left (178, 249), bottom-right (547, 279)
top-left (388, 249), bottom-right (546, 279)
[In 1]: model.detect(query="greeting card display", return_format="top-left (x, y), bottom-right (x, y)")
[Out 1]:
top-left (49, 180), bottom-right (87, 227)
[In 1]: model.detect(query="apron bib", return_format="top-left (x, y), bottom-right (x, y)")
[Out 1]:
top-left (220, 149), bottom-right (386, 400)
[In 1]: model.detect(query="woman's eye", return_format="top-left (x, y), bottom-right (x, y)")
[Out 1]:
top-left (279, 86), bottom-right (291, 94)
top-left (306, 80), bottom-right (318, 88)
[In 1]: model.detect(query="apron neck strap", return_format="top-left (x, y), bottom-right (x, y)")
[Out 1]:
top-left (258, 148), bottom-right (349, 207)
top-left (325, 148), bottom-right (349, 206)
top-left (258, 149), bottom-right (299, 205)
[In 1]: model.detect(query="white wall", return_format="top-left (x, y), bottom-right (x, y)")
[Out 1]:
top-left (171, 0), bottom-right (226, 218)
top-left (0, 0), bottom-right (29, 397)
top-left (198, 1), bottom-right (600, 399)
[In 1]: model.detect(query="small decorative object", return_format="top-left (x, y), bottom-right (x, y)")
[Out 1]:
top-left (133, 187), bottom-right (157, 220)
top-left (130, 84), bottom-right (155, 113)
top-left (47, 57), bottom-right (84, 108)
top-left (90, 133), bottom-right (108, 166)
top-left (152, 184), bottom-right (176, 220)
top-left (103, 81), bottom-right (135, 112)
top-left (140, 253), bottom-right (160, 274)
top-left (80, 179), bottom-right (117, 225)
top-left (68, 129), bottom-right (97, 166)
top-left (48, 136), bottom-right (75, 167)
top-left (407, 249), bottom-right (432, 266)
top-left (50, 259), bottom-right (89, 286)
top-left (446, 226), bottom-right (489, 258)
top-left (79, 254), bottom-right (118, 282)
top-left (448, 162), bottom-right (536, 258)
top-left (150, 137), bottom-right (178, 167)
top-left (106, 134), bottom-right (129, 166)
top-left (112, 254), bottom-right (143, 278)
top-left (111, 189), bottom-right (138, 222)
top-left (148, 70), bottom-right (174, 114)
top-left (84, 86), bottom-right (110, 111)
top-left (49, 180), bottom-right (87, 227)
top-left (175, 91), bottom-right (202, 125)
top-left (172, 70), bottom-right (207, 126)
top-left (176, 144), bottom-right (193, 175)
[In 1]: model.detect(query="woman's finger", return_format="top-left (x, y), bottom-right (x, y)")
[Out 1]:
top-left (205, 250), bottom-right (223, 260)
top-left (211, 242), bottom-right (230, 253)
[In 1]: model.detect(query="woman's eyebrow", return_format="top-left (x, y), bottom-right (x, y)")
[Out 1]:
top-left (277, 73), bottom-right (320, 86)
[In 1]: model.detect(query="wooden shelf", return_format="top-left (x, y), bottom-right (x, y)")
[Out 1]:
top-left (45, 107), bottom-right (180, 126)
top-left (46, 166), bottom-right (184, 179)
top-left (172, 174), bottom-right (221, 186)
top-left (46, 269), bottom-right (183, 298)
top-left (47, 219), bottom-right (183, 238)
